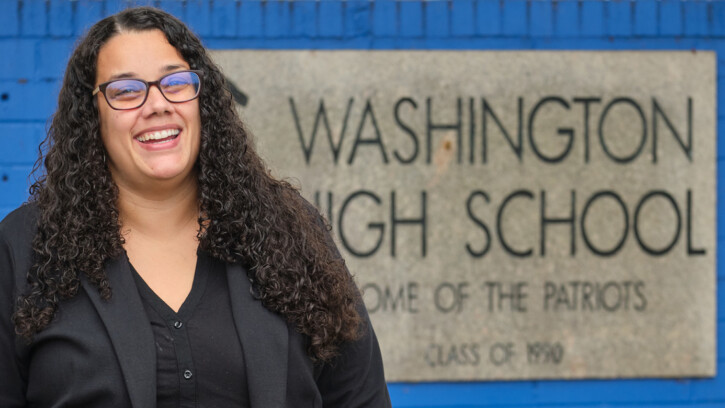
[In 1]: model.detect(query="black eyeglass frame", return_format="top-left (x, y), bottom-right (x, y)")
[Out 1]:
top-left (92, 69), bottom-right (203, 110)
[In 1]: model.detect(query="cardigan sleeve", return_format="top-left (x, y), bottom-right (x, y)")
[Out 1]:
top-left (309, 201), bottom-right (392, 407)
top-left (315, 304), bottom-right (392, 408)
top-left (0, 222), bottom-right (29, 407)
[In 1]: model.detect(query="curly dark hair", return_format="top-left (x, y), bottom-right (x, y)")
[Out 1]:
top-left (13, 6), bottom-right (361, 362)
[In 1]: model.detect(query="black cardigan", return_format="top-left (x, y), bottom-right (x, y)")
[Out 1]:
top-left (0, 204), bottom-right (392, 408)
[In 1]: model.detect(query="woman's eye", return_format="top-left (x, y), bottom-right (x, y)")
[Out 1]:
top-left (108, 84), bottom-right (144, 100)
top-left (163, 82), bottom-right (190, 94)
top-left (112, 90), bottom-right (142, 100)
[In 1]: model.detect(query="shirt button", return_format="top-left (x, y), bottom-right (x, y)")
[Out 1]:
top-left (183, 370), bottom-right (193, 380)
top-left (173, 321), bottom-right (183, 329)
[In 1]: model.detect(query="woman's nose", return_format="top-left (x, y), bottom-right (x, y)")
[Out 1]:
top-left (143, 84), bottom-right (173, 114)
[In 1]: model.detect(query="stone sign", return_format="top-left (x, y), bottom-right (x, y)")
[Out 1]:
top-left (210, 51), bottom-right (716, 381)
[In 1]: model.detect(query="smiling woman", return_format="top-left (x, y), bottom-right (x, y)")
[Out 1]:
top-left (0, 6), bottom-right (390, 408)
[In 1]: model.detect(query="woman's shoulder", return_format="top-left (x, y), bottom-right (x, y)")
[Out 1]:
top-left (0, 204), bottom-right (37, 316)
top-left (0, 202), bottom-right (39, 252)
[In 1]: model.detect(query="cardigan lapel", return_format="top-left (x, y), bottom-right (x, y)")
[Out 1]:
top-left (81, 254), bottom-right (156, 408)
top-left (226, 263), bottom-right (289, 408)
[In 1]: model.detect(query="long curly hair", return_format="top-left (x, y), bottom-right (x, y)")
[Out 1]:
top-left (13, 6), bottom-right (361, 362)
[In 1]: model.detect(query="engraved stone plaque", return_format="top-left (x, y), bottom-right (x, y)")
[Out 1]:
top-left (210, 51), bottom-right (716, 381)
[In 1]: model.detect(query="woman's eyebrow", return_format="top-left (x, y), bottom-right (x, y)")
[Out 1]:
top-left (161, 64), bottom-right (187, 73)
top-left (108, 72), bottom-right (137, 81)
top-left (106, 65), bottom-right (188, 81)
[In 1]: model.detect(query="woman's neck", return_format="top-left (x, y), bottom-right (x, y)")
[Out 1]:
top-left (115, 176), bottom-right (200, 241)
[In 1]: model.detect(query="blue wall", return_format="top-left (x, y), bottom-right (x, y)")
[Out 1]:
top-left (0, 0), bottom-right (724, 407)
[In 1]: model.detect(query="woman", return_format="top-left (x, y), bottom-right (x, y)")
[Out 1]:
top-left (0, 7), bottom-right (391, 408)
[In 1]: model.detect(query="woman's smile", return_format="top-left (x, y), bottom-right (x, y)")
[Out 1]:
top-left (135, 127), bottom-right (180, 143)
top-left (134, 126), bottom-right (183, 153)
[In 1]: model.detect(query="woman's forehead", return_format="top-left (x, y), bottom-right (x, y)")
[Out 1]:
top-left (96, 29), bottom-right (188, 83)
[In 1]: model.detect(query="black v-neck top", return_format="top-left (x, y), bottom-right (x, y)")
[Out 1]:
top-left (130, 252), bottom-right (250, 408)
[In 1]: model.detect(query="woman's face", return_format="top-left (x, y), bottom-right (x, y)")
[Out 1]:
top-left (95, 29), bottom-right (201, 191)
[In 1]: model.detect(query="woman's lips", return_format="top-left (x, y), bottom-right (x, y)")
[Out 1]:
top-left (139, 133), bottom-right (178, 144)
top-left (135, 128), bottom-right (181, 143)
top-left (134, 129), bottom-right (182, 150)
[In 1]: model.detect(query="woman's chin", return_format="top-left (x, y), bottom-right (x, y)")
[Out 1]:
top-left (141, 162), bottom-right (194, 183)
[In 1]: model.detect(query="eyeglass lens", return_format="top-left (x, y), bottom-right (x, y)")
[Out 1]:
top-left (104, 71), bottom-right (200, 109)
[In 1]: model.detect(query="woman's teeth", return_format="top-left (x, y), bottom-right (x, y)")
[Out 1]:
top-left (136, 129), bottom-right (180, 143)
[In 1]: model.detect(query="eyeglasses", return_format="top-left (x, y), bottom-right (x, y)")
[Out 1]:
top-left (92, 70), bottom-right (202, 110)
